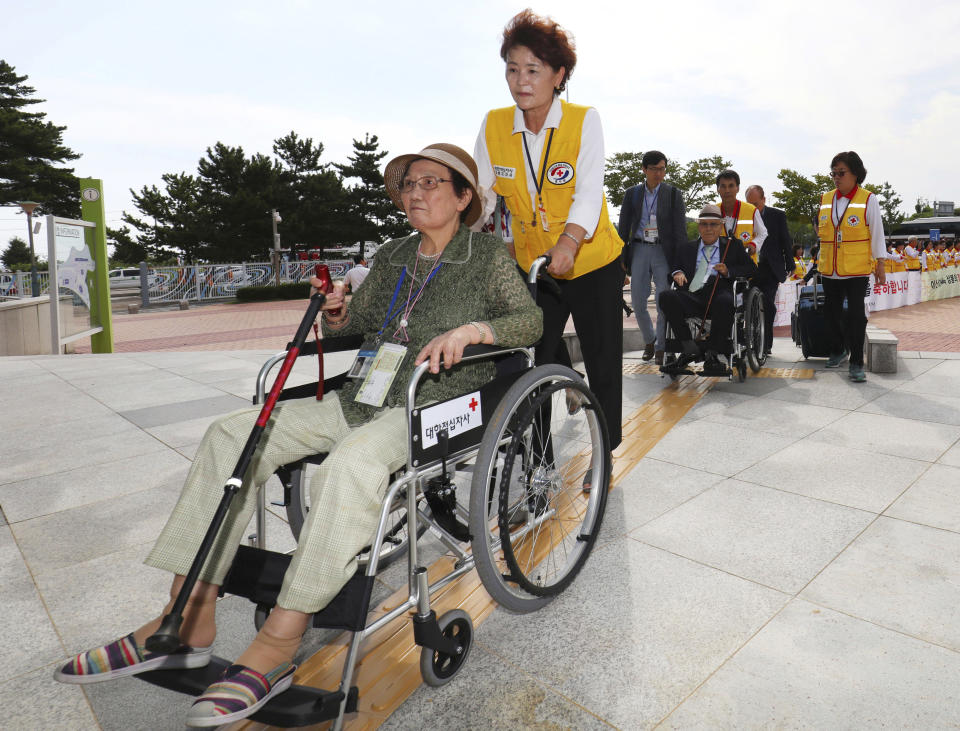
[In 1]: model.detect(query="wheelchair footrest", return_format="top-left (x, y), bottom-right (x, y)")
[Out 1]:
top-left (222, 545), bottom-right (375, 632)
top-left (137, 656), bottom-right (358, 726)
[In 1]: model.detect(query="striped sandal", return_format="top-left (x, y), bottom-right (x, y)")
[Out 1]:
top-left (54, 633), bottom-right (212, 684)
top-left (185, 662), bottom-right (296, 727)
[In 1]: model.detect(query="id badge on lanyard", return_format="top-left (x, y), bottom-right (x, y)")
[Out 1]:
top-left (355, 342), bottom-right (408, 407)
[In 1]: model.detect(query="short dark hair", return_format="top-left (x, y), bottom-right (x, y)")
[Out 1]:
top-left (352, 255), bottom-right (363, 265)
top-left (641, 150), bottom-right (667, 168)
top-left (830, 151), bottom-right (867, 185)
top-left (793, 244), bottom-right (803, 256)
top-left (501, 9), bottom-right (577, 94)
top-left (716, 169), bottom-right (740, 187)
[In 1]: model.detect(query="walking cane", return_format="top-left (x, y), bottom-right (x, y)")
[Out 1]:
top-left (694, 236), bottom-right (734, 342)
top-left (146, 291), bottom-right (326, 654)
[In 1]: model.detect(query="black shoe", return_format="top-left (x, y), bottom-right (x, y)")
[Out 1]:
top-left (701, 353), bottom-right (728, 377)
top-left (680, 340), bottom-right (700, 359)
top-left (641, 342), bottom-right (655, 361)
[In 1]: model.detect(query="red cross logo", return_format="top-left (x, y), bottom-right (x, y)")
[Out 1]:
top-left (468, 398), bottom-right (478, 411)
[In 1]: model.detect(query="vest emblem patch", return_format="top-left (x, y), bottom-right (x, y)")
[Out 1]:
top-left (740, 231), bottom-right (751, 241)
top-left (546, 162), bottom-right (574, 185)
top-left (846, 214), bottom-right (860, 226)
top-left (493, 165), bottom-right (515, 179)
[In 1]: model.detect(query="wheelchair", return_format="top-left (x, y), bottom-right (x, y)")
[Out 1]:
top-left (136, 257), bottom-right (611, 729)
top-left (659, 277), bottom-right (766, 383)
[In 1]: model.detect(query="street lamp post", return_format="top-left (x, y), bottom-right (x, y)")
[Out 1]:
top-left (17, 201), bottom-right (41, 297)
top-left (270, 209), bottom-right (282, 286)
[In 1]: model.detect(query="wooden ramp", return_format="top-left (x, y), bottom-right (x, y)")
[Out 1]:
top-left (235, 373), bottom-right (727, 730)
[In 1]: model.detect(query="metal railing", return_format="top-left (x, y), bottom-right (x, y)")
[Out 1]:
top-left (0, 260), bottom-right (353, 304)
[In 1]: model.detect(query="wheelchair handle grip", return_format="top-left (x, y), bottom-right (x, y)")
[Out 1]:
top-left (527, 255), bottom-right (551, 284)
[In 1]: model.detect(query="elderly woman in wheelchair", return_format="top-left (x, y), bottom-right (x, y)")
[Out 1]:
top-left (54, 143), bottom-right (579, 727)
top-left (658, 204), bottom-right (764, 382)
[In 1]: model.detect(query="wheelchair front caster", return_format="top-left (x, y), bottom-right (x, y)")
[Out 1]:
top-left (419, 609), bottom-right (473, 687)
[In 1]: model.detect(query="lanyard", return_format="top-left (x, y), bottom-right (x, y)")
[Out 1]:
top-left (521, 127), bottom-right (555, 226)
top-left (699, 244), bottom-right (716, 267)
top-left (831, 192), bottom-right (848, 228)
top-left (723, 200), bottom-right (740, 236)
top-left (642, 185), bottom-right (660, 224)
top-left (378, 262), bottom-right (443, 340)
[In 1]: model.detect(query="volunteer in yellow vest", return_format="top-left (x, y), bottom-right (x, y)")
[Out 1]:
top-left (816, 151), bottom-right (887, 383)
top-left (890, 242), bottom-right (907, 272)
top-left (903, 237), bottom-right (922, 270)
top-left (475, 9), bottom-right (625, 450)
top-left (716, 169), bottom-right (767, 264)
top-left (791, 245), bottom-right (806, 280)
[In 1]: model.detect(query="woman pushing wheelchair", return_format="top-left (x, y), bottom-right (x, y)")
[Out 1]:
top-left (53, 143), bottom-right (542, 727)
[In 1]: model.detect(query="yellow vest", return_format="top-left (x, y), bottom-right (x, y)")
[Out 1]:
top-left (817, 187), bottom-right (873, 277)
top-left (718, 200), bottom-right (759, 264)
top-left (484, 101), bottom-right (622, 279)
top-left (904, 247), bottom-right (921, 270)
top-left (927, 250), bottom-right (940, 271)
top-left (792, 257), bottom-right (805, 280)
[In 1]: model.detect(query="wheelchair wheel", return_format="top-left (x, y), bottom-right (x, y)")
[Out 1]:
top-left (286, 461), bottom-right (426, 569)
top-left (419, 609), bottom-right (473, 687)
top-left (469, 364), bottom-right (609, 613)
top-left (744, 287), bottom-right (766, 373)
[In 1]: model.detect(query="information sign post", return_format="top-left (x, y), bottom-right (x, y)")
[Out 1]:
top-left (80, 178), bottom-right (114, 353)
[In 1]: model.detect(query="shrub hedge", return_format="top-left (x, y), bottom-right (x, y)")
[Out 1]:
top-left (235, 282), bottom-right (311, 302)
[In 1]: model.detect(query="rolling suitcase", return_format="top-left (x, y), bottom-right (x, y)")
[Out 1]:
top-left (793, 281), bottom-right (831, 358)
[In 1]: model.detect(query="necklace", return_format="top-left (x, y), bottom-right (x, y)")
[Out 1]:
top-left (394, 241), bottom-right (443, 340)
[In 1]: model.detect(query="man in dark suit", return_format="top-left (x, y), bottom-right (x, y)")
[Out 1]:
top-left (618, 150), bottom-right (687, 365)
top-left (745, 185), bottom-right (794, 355)
top-left (659, 204), bottom-right (758, 374)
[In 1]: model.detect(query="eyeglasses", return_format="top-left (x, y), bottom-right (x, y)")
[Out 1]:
top-left (644, 165), bottom-right (667, 173)
top-left (400, 176), bottom-right (453, 193)
top-left (830, 169), bottom-right (850, 179)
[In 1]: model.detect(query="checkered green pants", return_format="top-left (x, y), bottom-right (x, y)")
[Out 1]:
top-left (145, 393), bottom-right (408, 613)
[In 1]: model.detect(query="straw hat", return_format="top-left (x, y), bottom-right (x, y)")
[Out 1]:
top-left (697, 203), bottom-right (723, 221)
top-left (383, 143), bottom-right (483, 226)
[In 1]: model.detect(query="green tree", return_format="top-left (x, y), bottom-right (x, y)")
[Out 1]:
top-left (2, 236), bottom-right (32, 268)
top-left (272, 131), bottom-right (349, 249)
top-left (604, 152), bottom-right (732, 213)
top-left (335, 134), bottom-right (409, 249)
top-left (772, 169), bottom-right (833, 229)
top-left (863, 181), bottom-right (904, 230)
top-left (123, 173), bottom-right (205, 262)
top-left (107, 225), bottom-right (151, 265)
top-left (0, 60), bottom-right (80, 217)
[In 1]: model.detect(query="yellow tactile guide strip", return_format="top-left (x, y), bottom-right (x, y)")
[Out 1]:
top-left (237, 367), bottom-right (810, 730)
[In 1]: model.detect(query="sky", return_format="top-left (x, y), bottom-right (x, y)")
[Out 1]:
top-left (2, 0), bottom-right (959, 251)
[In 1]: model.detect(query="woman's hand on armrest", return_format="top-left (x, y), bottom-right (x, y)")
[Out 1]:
top-left (415, 323), bottom-right (488, 374)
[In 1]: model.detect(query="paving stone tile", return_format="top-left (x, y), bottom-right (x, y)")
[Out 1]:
top-left (475, 536), bottom-right (787, 729)
top-left (0, 665), bottom-right (98, 730)
top-left (801, 516), bottom-right (960, 651)
top-left (737, 439), bottom-right (929, 513)
top-left (764, 371), bottom-right (890, 409)
top-left (885, 463), bottom-right (960, 533)
top-left (0, 429), bottom-right (169, 486)
top-left (859, 389), bottom-right (960, 427)
top-left (384, 646), bottom-right (612, 730)
top-left (663, 600), bottom-right (960, 729)
top-left (700, 397), bottom-right (845, 438)
top-left (807, 411), bottom-right (960, 462)
top-left (13, 486), bottom-right (179, 575)
top-left (118, 393), bottom-right (249, 429)
top-left (938, 439), bottom-right (960, 468)
top-left (599, 458), bottom-right (723, 542)
top-left (633, 479), bottom-right (874, 593)
top-left (0, 449), bottom-right (188, 523)
top-left (645, 419), bottom-right (795, 477)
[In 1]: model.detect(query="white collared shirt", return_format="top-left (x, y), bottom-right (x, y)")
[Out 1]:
top-left (474, 96), bottom-right (605, 239)
top-left (722, 201), bottom-right (768, 254)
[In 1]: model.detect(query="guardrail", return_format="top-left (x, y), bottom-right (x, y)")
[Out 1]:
top-left (0, 260), bottom-right (354, 304)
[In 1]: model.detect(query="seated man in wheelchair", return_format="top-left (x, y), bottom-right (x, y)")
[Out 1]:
top-left (658, 204), bottom-right (757, 376)
top-left (53, 143), bottom-right (542, 727)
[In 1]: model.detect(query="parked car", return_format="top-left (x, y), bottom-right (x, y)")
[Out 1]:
top-left (108, 268), bottom-right (157, 290)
